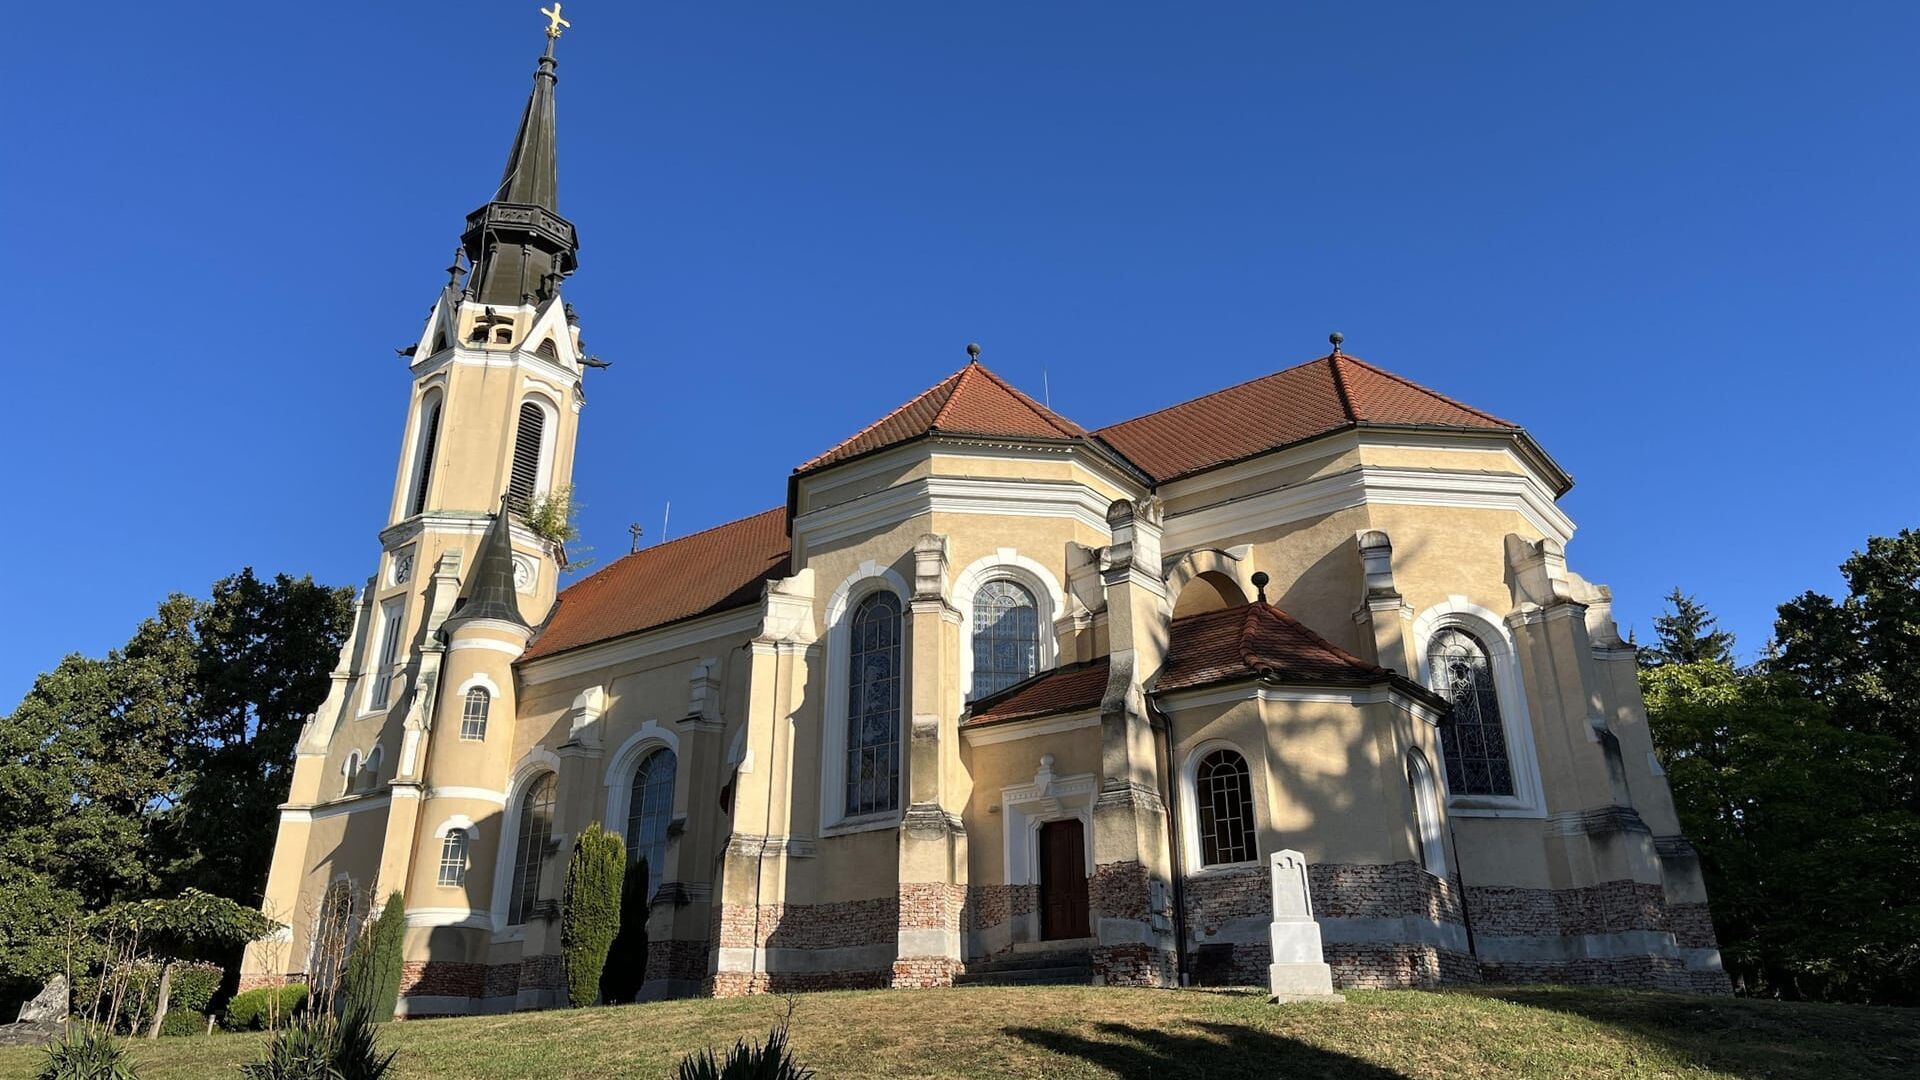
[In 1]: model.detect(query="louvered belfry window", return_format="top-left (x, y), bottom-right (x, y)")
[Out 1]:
top-left (1195, 749), bottom-right (1257, 866)
top-left (507, 401), bottom-right (545, 507)
top-left (1429, 628), bottom-right (1514, 797)
top-left (410, 398), bottom-right (442, 516)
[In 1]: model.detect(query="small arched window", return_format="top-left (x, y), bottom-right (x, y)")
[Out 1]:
top-left (508, 772), bottom-right (557, 925)
top-left (507, 401), bottom-right (546, 507)
top-left (359, 745), bottom-right (383, 791)
top-left (845, 591), bottom-right (902, 818)
top-left (438, 829), bottom-right (470, 887)
top-left (460, 687), bottom-right (491, 741)
top-left (410, 396), bottom-right (442, 516)
top-left (1428, 628), bottom-right (1514, 797)
top-left (341, 751), bottom-right (361, 795)
top-left (625, 749), bottom-right (677, 902)
top-left (1408, 750), bottom-right (1447, 875)
top-left (1195, 748), bottom-right (1257, 866)
top-left (971, 579), bottom-right (1039, 699)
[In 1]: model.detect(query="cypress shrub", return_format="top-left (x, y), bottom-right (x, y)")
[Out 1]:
top-left (341, 892), bottom-right (406, 1023)
top-left (600, 858), bottom-right (651, 1004)
top-left (561, 824), bottom-right (626, 1008)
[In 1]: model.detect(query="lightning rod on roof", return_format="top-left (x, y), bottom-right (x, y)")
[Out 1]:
top-left (661, 502), bottom-right (671, 545)
top-left (1329, 331), bottom-right (1345, 356)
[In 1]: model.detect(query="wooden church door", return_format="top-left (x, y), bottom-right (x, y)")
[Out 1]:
top-left (1039, 818), bottom-right (1091, 940)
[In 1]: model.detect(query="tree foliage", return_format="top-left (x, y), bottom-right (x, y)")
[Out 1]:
top-left (1638, 588), bottom-right (1736, 668)
top-left (1642, 531), bottom-right (1920, 1004)
top-left (561, 824), bottom-right (625, 1008)
top-left (341, 892), bottom-right (405, 1023)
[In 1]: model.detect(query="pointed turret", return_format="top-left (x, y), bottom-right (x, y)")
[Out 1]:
top-left (449, 500), bottom-right (529, 628)
top-left (462, 31), bottom-right (578, 307)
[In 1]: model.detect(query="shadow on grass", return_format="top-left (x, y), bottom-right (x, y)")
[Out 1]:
top-left (1471, 987), bottom-right (1920, 1080)
top-left (1008, 1019), bottom-right (1408, 1079)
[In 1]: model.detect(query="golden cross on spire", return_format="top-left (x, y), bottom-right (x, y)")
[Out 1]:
top-left (541, 3), bottom-right (571, 40)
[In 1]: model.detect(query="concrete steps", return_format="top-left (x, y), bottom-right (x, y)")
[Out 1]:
top-left (954, 941), bottom-right (1096, 987)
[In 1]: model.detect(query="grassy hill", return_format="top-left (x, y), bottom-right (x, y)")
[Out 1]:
top-left (2, 985), bottom-right (1914, 1080)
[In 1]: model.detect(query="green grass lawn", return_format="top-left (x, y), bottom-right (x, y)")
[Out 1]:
top-left (3, 985), bottom-right (1915, 1080)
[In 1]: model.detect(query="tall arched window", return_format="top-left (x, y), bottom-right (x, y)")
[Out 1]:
top-left (971, 579), bottom-right (1039, 699)
top-left (1428, 629), bottom-right (1514, 797)
top-left (1195, 748), bottom-right (1257, 866)
top-left (507, 401), bottom-right (546, 506)
top-left (1408, 750), bottom-right (1447, 875)
top-left (845, 591), bottom-right (902, 818)
top-left (508, 772), bottom-right (556, 925)
top-left (310, 879), bottom-right (355, 994)
top-left (460, 687), bottom-right (491, 741)
top-left (409, 395), bottom-right (442, 516)
top-left (625, 749), bottom-right (677, 901)
top-left (438, 829), bottom-right (470, 887)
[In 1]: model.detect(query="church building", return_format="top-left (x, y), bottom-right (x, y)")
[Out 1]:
top-left (241, 15), bottom-right (1729, 1013)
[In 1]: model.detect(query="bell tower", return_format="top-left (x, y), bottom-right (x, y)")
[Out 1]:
top-left (244, 6), bottom-right (597, 996)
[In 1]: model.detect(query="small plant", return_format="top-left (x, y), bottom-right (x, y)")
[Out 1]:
top-left (223, 985), bottom-right (307, 1032)
top-left (37, 1024), bottom-right (139, 1080)
top-left (561, 824), bottom-right (626, 1008)
top-left (340, 892), bottom-right (405, 1023)
top-left (522, 486), bottom-right (594, 571)
top-left (155, 1010), bottom-right (206, 1037)
top-left (242, 1007), bottom-right (396, 1080)
top-left (675, 1003), bottom-right (812, 1080)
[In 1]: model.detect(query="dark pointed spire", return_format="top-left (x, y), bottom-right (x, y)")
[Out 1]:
top-left (461, 13), bottom-right (579, 308)
top-left (451, 499), bottom-right (529, 628)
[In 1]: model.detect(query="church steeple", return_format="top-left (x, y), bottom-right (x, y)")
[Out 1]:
top-left (462, 8), bottom-right (578, 307)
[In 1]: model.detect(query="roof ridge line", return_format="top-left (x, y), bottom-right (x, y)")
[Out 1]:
top-left (1093, 353), bottom-right (1339, 433)
top-left (1327, 354), bottom-right (1360, 422)
top-left (1336, 353), bottom-right (1513, 427)
top-left (570, 505), bottom-right (785, 590)
top-left (929, 362), bottom-right (978, 430)
top-left (795, 367), bottom-right (967, 472)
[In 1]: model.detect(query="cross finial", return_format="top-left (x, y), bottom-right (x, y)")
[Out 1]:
top-left (541, 3), bottom-right (571, 40)
top-left (628, 522), bottom-right (644, 554)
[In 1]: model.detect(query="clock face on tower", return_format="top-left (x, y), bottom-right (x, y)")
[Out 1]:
top-left (391, 551), bottom-right (414, 586)
top-left (513, 555), bottom-right (535, 592)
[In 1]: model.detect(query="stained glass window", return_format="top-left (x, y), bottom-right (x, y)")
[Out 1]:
top-left (1429, 629), bottom-right (1514, 797)
top-left (508, 772), bottom-right (556, 924)
top-left (625, 749), bottom-right (677, 901)
top-left (845, 591), bottom-right (902, 818)
top-left (971, 579), bottom-right (1039, 699)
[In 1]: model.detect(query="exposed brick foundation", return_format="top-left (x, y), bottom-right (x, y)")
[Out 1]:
top-left (714, 896), bottom-right (899, 950)
top-left (710, 970), bottom-right (892, 996)
top-left (398, 960), bottom-right (487, 1000)
top-left (1325, 944), bottom-right (1479, 989)
top-left (644, 938), bottom-right (711, 987)
top-left (1467, 879), bottom-right (1666, 937)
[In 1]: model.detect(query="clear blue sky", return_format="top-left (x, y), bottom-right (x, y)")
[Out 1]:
top-left (3, 1), bottom-right (1915, 708)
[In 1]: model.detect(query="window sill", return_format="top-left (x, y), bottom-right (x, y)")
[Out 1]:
top-left (1187, 860), bottom-right (1263, 877)
top-left (1446, 796), bottom-right (1544, 819)
top-left (820, 811), bottom-right (901, 838)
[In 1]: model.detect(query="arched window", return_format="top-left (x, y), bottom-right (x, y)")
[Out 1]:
top-left (460, 687), bottom-right (490, 741)
top-left (625, 748), bottom-right (677, 902)
top-left (507, 401), bottom-right (546, 506)
top-left (438, 829), bottom-right (470, 887)
top-left (971, 579), bottom-right (1039, 699)
top-left (1195, 748), bottom-right (1257, 866)
top-left (845, 591), bottom-right (902, 818)
top-left (508, 772), bottom-right (556, 925)
top-left (1408, 750), bottom-right (1447, 875)
top-left (359, 745), bottom-right (383, 791)
top-left (341, 751), bottom-right (361, 796)
top-left (310, 879), bottom-right (355, 993)
top-left (1428, 629), bottom-right (1514, 797)
top-left (409, 395), bottom-right (442, 516)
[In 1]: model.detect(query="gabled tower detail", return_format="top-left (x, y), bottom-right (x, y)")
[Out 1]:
top-left (244, 12), bottom-right (592, 1002)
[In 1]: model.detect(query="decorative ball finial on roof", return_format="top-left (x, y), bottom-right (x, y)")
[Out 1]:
top-left (1328, 331), bottom-right (1344, 356)
top-left (966, 342), bottom-right (982, 361)
top-left (1251, 571), bottom-right (1270, 603)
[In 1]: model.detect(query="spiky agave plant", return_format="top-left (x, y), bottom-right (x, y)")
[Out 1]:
top-left (37, 1024), bottom-right (139, 1080)
top-left (242, 1007), bottom-right (396, 1080)
top-left (675, 1018), bottom-right (813, 1080)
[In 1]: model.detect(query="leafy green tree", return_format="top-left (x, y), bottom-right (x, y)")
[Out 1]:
top-left (1772, 529), bottom-right (1920, 811)
top-left (1637, 589), bottom-right (1736, 668)
top-left (340, 892), bottom-right (405, 1023)
top-left (158, 571), bottom-right (355, 905)
top-left (561, 825), bottom-right (625, 1008)
top-left (600, 858), bottom-right (651, 1005)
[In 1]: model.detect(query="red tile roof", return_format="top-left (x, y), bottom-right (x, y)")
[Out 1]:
top-left (1095, 353), bottom-right (1515, 483)
top-left (795, 361), bottom-right (1086, 475)
top-left (1157, 602), bottom-right (1391, 693)
top-left (520, 507), bottom-right (789, 661)
top-left (966, 658), bottom-right (1111, 726)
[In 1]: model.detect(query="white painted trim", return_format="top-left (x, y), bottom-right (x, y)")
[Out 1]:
top-left (432, 814), bottom-right (477, 839)
top-left (448, 638), bottom-right (525, 656)
top-left (1180, 739), bottom-right (1264, 871)
top-left (953, 548), bottom-right (1064, 709)
top-left (1410, 598), bottom-right (1547, 818)
top-left (794, 476), bottom-right (1116, 550)
top-left (403, 907), bottom-right (491, 931)
top-left (602, 721), bottom-right (680, 835)
top-left (455, 672), bottom-right (502, 698)
top-left (819, 562), bottom-right (910, 834)
top-left (961, 710), bottom-right (1100, 747)
top-left (518, 607), bottom-right (762, 685)
top-left (426, 786), bottom-right (507, 806)
top-left (1000, 764), bottom-right (1098, 886)
top-left (1159, 464), bottom-right (1575, 554)
top-left (1154, 682), bottom-right (1445, 727)
top-left (490, 749), bottom-right (561, 936)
